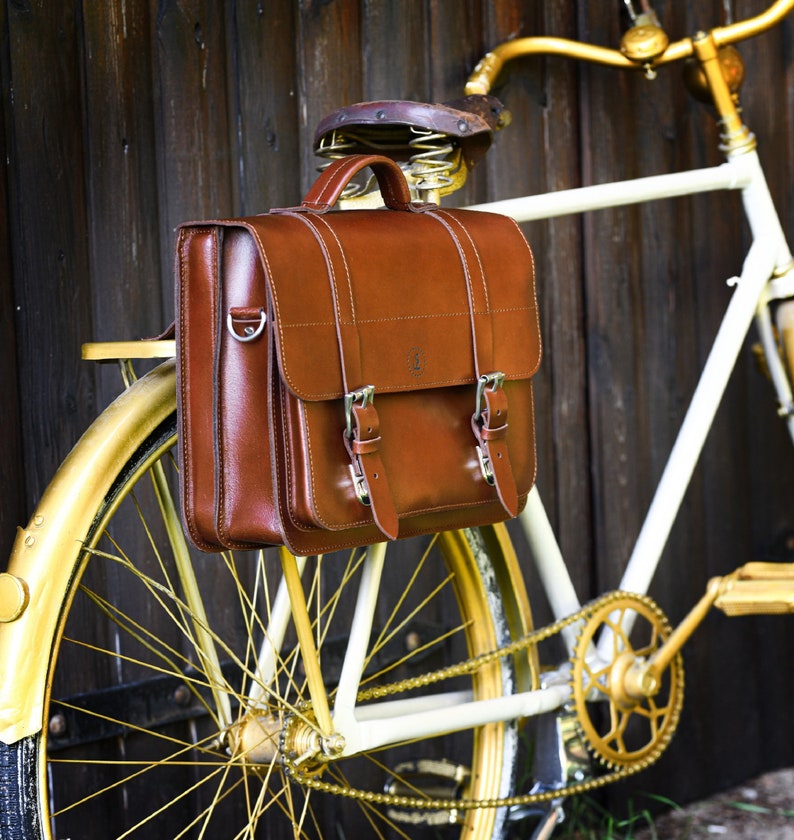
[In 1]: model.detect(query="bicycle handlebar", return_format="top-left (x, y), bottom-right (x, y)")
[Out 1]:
top-left (465, 0), bottom-right (794, 95)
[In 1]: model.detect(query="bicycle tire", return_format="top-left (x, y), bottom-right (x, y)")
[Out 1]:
top-left (0, 362), bottom-right (536, 839)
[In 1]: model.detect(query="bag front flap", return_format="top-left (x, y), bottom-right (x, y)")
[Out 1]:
top-left (223, 206), bottom-right (540, 401)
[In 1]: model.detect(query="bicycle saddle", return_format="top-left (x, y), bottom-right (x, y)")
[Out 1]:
top-left (314, 95), bottom-right (509, 170)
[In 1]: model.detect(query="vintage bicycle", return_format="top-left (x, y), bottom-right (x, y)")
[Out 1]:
top-left (1, 2), bottom-right (793, 838)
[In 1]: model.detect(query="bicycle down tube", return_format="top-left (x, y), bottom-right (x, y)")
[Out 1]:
top-left (466, 143), bottom-right (794, 636)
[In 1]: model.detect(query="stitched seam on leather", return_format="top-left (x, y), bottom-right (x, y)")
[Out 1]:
top-left (503, 215), bottom-right (542, 366)
top-left (302, 401), bottom-right (372, 531)
top-left (177, 229), bottom-right (198, 544)
top-left (178, 227), bottom-right (217, 551)
top-left (423, 210), bottom-right (490, 381)
top-left (435, 210), bottom-right (490, 312)
top-left (249, 214), bottom-right (357, 397)
top-left (300, 212), bottom-right (363, 394)
top-left (278, 307), bottom-right (535, 328)
top-left (215, 230), bottom-right (233, 548)
top-left (242, 218), bottom-right (538, 397)
top-left (311, 215), bottom-right (357, 324)
top-left (311, 161), bottom-right (342, 205)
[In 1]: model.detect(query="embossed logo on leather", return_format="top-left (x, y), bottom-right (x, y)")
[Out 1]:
top-left (407, 347), bottom-right (426, 378)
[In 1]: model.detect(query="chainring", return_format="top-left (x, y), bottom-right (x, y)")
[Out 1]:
top-left (570, 592), bottom-right (685, 770)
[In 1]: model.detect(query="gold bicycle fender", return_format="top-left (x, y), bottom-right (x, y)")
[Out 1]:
top-left (0, 360), bottom-right (177, 744)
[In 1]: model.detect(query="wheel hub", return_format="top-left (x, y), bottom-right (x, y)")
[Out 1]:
top-left (230, 712), bottom-right (284, 766)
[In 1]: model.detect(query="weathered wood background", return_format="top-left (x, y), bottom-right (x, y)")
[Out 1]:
top-left (1, 0), bottom-right (793, 814)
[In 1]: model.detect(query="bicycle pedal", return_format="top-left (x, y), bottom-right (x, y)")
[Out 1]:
top-left (384, 758), bottom-right (468, 825)
top-left (714, 562), bottom-right (794, 616)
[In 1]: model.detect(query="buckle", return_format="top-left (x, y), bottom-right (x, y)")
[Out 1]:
top-left (476, 446), bottom-right (495, 485)
top-left (473, 371), bottom-right (505, 423)
top-left (473, 372), bottom-right (506, 486)
top-left (349, 465), bottom-right (372, 505)
top-left (344, 385), bottom-right (376, 439)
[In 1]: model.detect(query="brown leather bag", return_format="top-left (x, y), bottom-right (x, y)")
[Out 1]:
top-left (175, 154), bottom-right (541, 555)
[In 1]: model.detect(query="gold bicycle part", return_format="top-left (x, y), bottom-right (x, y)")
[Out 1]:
top-left (683, 44), bottom-right (745, 103)
top-left (570, 594), bottom-right (684, 770)
top-left (0, 360), bottom-right (177, 744)
top-left (283, 591), bottom-right (673, 811)
top-left (465, 0), bottom-right (794, 92)
top-left (278, 548), bottom-right (335, 738)
top-left (259, 562), bottom-right (794, 812)
top-left (691, 31), bottom-right (755, 153)
top-left (714, 562), bottom-right (794, 616)
top-left (620, 12), bottom-right (669, 73)
top-left (81, 340), bottom-right (175, 361)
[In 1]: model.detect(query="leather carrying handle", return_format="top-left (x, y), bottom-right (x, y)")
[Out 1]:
top-left (297, 154), bottom-right (415, 213)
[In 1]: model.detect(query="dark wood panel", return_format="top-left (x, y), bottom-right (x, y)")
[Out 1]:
top-left (4, 2), bottom-right (96, 500)
top-left (229, 1), bottom-right (302, 213)
top-left (296, 0), bottom-right (364, 194)
top-left (0, 0), bottom-right (792, 821)
top-left (0, 1), bottom-right (23, 567)
top-left (151, 0), bottom-right (235, 313)
top-left (361, 0), bottom-right (431, 102)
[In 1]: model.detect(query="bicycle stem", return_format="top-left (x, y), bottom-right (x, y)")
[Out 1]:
top-left (691, 30), bottom-right (754, 154)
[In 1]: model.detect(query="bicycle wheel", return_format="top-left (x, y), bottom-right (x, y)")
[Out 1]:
top-left (0, 364), bottom-right (536, 839)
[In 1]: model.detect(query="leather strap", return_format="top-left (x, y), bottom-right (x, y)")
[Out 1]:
top-left (471, 384), bottom-right (519, 517)
top-left (426, 209), bottom-right (519, 518)
top-left (428, 210), bottom-right (494, 373)
top-left (343, 400), bottom-right (398, 540)
top-left (280, 208), bottom-right (399, 540)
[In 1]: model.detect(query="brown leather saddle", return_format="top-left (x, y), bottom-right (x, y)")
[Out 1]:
top-left (314, 94), bottom-right (509, 171)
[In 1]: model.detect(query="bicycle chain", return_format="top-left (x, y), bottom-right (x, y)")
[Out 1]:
top-left (283, 590), bottom-right (676, 810)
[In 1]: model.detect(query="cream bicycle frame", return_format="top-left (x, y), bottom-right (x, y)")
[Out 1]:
top-left (312, 140), bottom-right (794, 758)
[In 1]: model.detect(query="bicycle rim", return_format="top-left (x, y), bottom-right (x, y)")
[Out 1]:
top-left (10, 411), bottom-right (534, 839)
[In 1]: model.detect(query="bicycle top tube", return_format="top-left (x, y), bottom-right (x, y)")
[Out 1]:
top-left (465, 0), bottom-right (794, 94)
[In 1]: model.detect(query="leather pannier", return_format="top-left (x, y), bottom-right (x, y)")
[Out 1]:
top-left (175, 154), bottom-right (541, 556)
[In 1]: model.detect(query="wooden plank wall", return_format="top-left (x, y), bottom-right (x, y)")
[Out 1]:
top-left (1, 0), bottom-right (793, 813)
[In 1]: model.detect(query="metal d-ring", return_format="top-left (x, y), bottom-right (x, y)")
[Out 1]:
top-left (227, 308), bottom-right (266, 343)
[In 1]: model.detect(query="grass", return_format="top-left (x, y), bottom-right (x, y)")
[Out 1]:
top-left (554, 792), bottom-right (684, 840)
top-left (727, 801), bottom-right (794, 819)
top-left (549, 790), bottom-right (794, 838)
